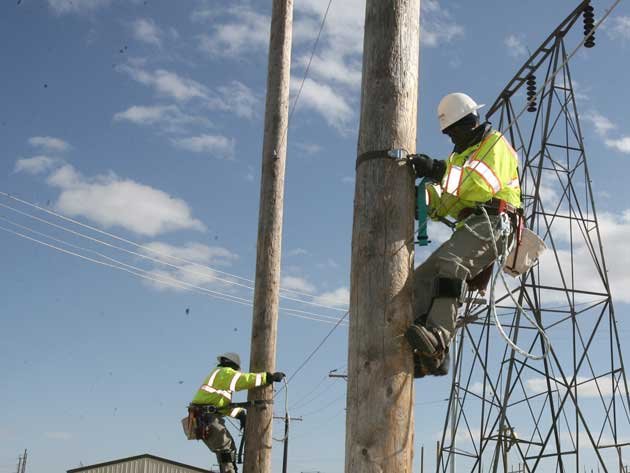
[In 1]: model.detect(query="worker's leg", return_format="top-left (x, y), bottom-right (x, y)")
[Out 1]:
top-left (202, 415), bottom-right (237, 473)
top-left (408, 215), bottom-right (507, 366)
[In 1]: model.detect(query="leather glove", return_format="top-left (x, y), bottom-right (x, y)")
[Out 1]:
top-left (236, 411), bottom-right (246, 430)
top-left (409, 154), bottom-right (446, 181)
top-left (266, 371), bottom-right (286, 383)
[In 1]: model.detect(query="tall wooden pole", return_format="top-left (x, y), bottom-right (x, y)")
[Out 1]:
top-left (243, 1), bottom-right (293, 473)
top-left (345, 1), bottom-right (420, 472)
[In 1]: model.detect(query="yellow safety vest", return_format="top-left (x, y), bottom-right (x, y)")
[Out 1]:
top-left (426, 130), bottom-right (521, 220)
top-left (191, 367), bottom-right (267, 417)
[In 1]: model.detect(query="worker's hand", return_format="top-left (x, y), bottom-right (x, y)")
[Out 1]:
top-left (236, 411), bottom-right (246, 430)
top-left (409, 154), bottom-right (446, 181)
top-left (266, 371), bottom-right (286, 383)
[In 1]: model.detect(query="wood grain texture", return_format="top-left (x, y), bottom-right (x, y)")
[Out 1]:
top-left (243, 2), bottom-right (293, 472)
top-left (345, 0), bottom-right (420, 472)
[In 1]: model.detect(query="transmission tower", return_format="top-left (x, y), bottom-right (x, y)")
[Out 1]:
top-left (438, 2), bottom-right (630, 471)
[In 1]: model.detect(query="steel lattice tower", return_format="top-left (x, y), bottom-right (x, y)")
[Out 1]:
top-left (438, 2), bottom-right (630, 471)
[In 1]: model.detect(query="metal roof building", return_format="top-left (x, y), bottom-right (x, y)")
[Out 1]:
top-left (67, 454), bottom-right (214, 473)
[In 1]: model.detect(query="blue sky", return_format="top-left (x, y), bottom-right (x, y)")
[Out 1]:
top-left (1, 0), bottom-right (630, 472)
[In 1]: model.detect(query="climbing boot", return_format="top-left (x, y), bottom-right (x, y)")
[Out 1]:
top-left (405, 324), bottom-right (447, 365)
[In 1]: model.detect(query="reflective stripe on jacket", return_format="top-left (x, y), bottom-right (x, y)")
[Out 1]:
top-left (191, 367), bottom-right (267, 417)
top-left (426, 130), bottom-right (521, 220)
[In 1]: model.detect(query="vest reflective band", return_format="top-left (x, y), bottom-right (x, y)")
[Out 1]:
top-left (464, 159), bottom-right (502, 193)
top-left (255, 374), bottom-right (263, 387)
top-left (444, 165), bottom-right (463, 196)
top-left (201, 385), bottom-right (232, 400)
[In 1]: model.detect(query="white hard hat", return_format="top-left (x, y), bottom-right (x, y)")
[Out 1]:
top-left (217, 352), bottom-right (241, 368)
top-left (437, 93), bottom-right (485, 131)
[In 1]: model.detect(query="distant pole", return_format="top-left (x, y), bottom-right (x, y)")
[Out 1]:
top-left (20, 450), bottom-right (27, 473)
top-left (345, 0), bottom-right (420, 471)
top-left (421, 445), bottom-right (424, 473)
top-left (243, 1), bottom-right (293, 473)
top-left (282, 414), bottom-right (290, 473)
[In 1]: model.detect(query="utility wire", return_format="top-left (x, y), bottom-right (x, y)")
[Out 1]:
top-left (0, 191), bottom-right (343, 305)
top-left (0, 221), bottom-right (346, 326)
top-left (276, 0), bottom-right (334, 156)
top-left (0, 201), bottom-right (346, 315)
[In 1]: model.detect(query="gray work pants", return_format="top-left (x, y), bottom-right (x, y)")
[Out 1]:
top-left (201, 415), bottom-right (237, 473)
top-left (414, 214), bottom-right (509, 342)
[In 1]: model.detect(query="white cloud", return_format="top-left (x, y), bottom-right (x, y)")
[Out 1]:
top-left (287, 248), bottom-right (309, 257)
top-left (45, 164), bottom-right (205, 237)
top-left (143, 242), bottom-right (238, 266)
top-left (295, 142), bottom-right (322, 156)
top-left (281, 275), bottom-right (317, 294)
top-left (119, 65), bottom-right (208, 102)
top-left (14, 156), bottom-right (61, 175)
top-left (295, 52), bottom-right (362, 88)
top-left (583, 111), bottom-right (617, 137)
top-left (505, 34), bottom-right (528, 58)
top-left (113, 105), bottom-right (210, 133)
top-left (171, 134), bottom-right (235, 159)
top-left (420, 0), bottom-right (465, 47)
top-left (131, 18), bottom-right (163, 46)
top-left (608, 16), bottom-right (630, 40)
top-left (208, 81), bottom-right (258, 119)
top-left (525, 376), bottom-right (615, 398)
top-left (28, 136), bottom-right (71, 152)
top-left (47, 0), bottom-right (111, 14)
top-left (140, 242), bottom-right (239, 292)
top-left (291, 78), bottom-right (352, 130)
top-left (314, 287), bottom-right (349, 308)
top-left (196, 6), bottom-right (270, 57)
top-left (605, 136), bottom-right (630, 154)
top-left (341, 176), bottom-right (355, 185)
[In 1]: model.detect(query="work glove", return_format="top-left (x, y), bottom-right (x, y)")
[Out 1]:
top-left (236, 411), bottom-right (246, 430)
top-left (266, 371), bottom-right (286, 384)
top-left (409, 154), bottom-right (446, 182)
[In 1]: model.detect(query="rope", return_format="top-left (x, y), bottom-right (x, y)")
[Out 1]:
top-left (272, 378), bottom-right (290, 442)
top-left (481, 207), bottom-right (550, 360)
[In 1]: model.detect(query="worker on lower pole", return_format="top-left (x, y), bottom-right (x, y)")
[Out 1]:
top-left (187, 352), bottom-right (285, 473)
top-left (406, 93), bottom-right (522, 377)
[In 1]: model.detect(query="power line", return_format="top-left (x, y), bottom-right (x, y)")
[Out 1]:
top-left (0, 191), bottom-right (345, 306)
top-left (0, 221), bottom-right (347, 326)
top-left (276, 0), bottom-right (334, 155)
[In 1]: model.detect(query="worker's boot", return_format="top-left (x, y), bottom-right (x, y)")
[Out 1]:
top-left (217, 451), bottom-right (237, 473)
top-left (405, 324), bottom-right (448, 374)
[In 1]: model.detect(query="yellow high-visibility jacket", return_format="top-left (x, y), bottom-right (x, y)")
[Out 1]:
top-left (426, 130), bottom-right (521, 220)
top-left (191, 367), bottom-right (267, 417)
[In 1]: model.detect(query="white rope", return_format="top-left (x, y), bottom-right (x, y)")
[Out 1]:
top-left (482, 207), bottom-right (550, 360)
top-left (272, 378), bottom-right (290, 442)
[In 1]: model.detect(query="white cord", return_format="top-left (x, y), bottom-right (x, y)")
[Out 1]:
top-left (272, 378), bottom-right (290, 442)
top-left (481, 207), bottom-right (550, 360)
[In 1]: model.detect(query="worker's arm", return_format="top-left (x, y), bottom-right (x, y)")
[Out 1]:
top-left (232, 371), bottom-right (268, 391)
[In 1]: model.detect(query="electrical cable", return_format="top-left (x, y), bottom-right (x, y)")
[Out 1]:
top-left (272, 378), bottom-right (290, 442)
top-left (0, 191), bottom-right (345, 306)
top-left (276, 0), bottom-right (334, 156)
top-left (275, 310), bottom-right (349, 397)
top-left (481, 207), bottom-right (550, 360)
top-left (0, 221), bottom-right (347, 326)
top-left (0, 201), bottom-right (347, 314)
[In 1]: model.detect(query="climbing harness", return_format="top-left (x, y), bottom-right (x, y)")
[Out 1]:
top-left (481, 206), bottom-right (550, 360)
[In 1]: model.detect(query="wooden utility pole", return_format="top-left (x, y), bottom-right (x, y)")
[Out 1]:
top-left (345, 1), bottom-right (420, 472)
top-left (243, 1), bottom-right (293, 473)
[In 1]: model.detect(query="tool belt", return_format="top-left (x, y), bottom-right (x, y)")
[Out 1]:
top-left (457, 198), bottom-right (520, 221)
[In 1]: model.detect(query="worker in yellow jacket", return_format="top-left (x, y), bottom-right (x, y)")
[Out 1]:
top-left (406, 93), bottom-right (521, 377)
top-left (189, 352), bottom-right (285, 473)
